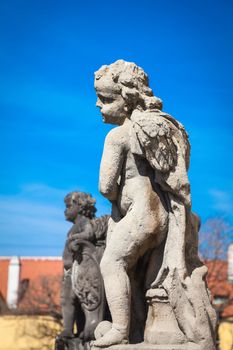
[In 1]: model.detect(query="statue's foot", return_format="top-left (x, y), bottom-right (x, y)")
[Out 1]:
top-left (92, 327), bottom-right (128, 348)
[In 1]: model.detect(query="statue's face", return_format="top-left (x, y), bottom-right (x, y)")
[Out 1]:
top-left (95, 85), bottom-right (128, 125)
top-left (64, 196), bottom-right (79, 223)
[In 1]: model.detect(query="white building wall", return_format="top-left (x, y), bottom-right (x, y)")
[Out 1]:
top-left (228, 244), bottom-right (233, 284)
top-left (6, 256), bottom-right (21, 308)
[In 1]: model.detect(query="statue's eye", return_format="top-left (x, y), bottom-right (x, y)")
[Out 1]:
top-left (99, 95), bottom-right (114, 104)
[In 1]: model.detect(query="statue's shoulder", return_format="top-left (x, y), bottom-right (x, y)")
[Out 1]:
top-left (105, 125), bottom-right (128, 147)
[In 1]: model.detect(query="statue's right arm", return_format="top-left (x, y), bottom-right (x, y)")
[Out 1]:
top-left (99, 128), bottom-right (125, 202)
top-left (68, 221), bottom-right (95, 243)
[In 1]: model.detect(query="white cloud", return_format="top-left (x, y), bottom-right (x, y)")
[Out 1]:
top-left (209, 188), bottom-right (233, 213)
top-left (0, 183), bottom-right (67, 218)
top-left (0, 183), bottom-right (71, 255)
top-left (0, 183), bottom-right (111, 256)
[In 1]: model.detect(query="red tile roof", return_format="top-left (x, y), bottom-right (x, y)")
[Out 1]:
top-left (0, 257), bottom-right (63, 313)
top-left (205, 260), bottom-right (233, 318)
top-left (0, 258), bottom-right (11, 302)
top-left (20, 258), bottom-right (62, 282)
top-left (18, 258), bottom-right (63, 312)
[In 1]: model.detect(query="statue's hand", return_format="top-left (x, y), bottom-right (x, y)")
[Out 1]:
top-left (69, 230), bottom-right (95, 252)
top-left (69, 231), bottom-right (95, 242)
top-left (69, 239), bottom-right (81, 252)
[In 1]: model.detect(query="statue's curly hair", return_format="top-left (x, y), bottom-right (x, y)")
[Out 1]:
top-left (64, 191), bottom-right (96, 219)
top-left (94, 59), bottom-right (163, 112)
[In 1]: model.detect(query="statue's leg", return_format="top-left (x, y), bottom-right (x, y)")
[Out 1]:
top-left (106, 204), bottom-right (122, 245)
top-left (60, 268), bottom-right (77, 337)
top-left (129, 263), bottom-right (148, 343)
top-left (93, 210), bottom-right (158, 347)
top-left (75, 301), bottom-right (85, 337)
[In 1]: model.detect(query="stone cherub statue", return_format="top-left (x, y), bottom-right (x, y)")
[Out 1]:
top-left (92, 60), bottom-right (217, 350)
top-left (56, 191), bottom-right (109, 350)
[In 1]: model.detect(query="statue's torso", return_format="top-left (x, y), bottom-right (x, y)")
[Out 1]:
top-left (115, 124), bottom-right (168, 227)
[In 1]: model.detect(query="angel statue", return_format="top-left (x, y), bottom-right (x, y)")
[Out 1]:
top-left (55, 191), bottom-right (110, 350)
top-left (92, 60), bottom-right (216, 350)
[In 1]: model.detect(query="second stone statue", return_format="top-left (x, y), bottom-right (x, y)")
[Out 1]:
top-left (56, 191), bottom-right (110, 350)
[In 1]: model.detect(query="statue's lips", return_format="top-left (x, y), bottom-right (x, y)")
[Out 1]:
top-left (100, 112), bottom-right (108, 123)
top-left (101, 113), bottom-right (112, 124)
top-left (99, 113), bottom-right (105, 122)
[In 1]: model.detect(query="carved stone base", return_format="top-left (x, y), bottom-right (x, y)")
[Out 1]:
top-left (55, 336), bottom-right (91, 350)
top-left (91, 343), bottom-right (200, 350)
top-left (144, 289), bottom-right (186, 345)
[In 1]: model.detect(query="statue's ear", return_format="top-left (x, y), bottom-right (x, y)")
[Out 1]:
top-left (121, 87), bottom-right (139, 103)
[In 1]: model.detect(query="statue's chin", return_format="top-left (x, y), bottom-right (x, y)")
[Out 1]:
top-left (102, 114), bottom-right (125, 126)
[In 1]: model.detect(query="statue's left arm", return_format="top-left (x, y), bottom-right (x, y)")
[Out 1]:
top-left (99, 128), bottom-right (125, 202)
top-left (68, 221), bottom-right (95, 252)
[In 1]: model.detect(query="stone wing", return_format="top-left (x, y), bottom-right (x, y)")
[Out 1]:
top-left (131, 111), bottom-right (178, 173)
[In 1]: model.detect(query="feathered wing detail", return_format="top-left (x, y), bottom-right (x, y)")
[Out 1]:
top-left (130, 109), bottom-right (193, 283)
top-left (160, 112), bottom-right (191, 170)
top-left (131, 109), bottom-right (191, 206)
top-left (131, 111), bottom-right (177, 173)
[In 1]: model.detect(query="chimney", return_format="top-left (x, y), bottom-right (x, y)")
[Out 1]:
top-left (7, 256), bottom-right (21, 309)
top-left (228, 245), bottom-right (233, 284)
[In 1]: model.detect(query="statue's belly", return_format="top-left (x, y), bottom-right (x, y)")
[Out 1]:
top-left (117, 177), bottom-right (165, 218)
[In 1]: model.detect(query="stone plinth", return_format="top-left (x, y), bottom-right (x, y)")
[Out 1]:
top-left (92, 343), bottom-right (200, 350)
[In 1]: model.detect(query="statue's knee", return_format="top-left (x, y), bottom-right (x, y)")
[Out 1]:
top-left (100, 251), bottom-right (123, 277)
top-left (100, 254), bottom-right (115, 277)
top-left (100, 255), bottom-right (108, 276)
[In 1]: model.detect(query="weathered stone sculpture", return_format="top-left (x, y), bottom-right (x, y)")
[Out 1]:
top-left (56, 191), bottom-right (109, 350)
top-left (92, 60), bottom-right (217, 350)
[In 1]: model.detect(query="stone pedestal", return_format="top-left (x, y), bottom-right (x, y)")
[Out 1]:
top-left (55, 336), bottom-right (91, 350)
top-left (91, 343), bottom-right (200, 350)
top-left (144, 289), bottom-right (185, 345)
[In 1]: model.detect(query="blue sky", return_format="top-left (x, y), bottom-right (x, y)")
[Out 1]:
top-left (0, 0), bottom-right (233, 256)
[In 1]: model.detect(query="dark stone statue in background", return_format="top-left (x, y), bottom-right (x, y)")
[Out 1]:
top-left (55, 191), bottom-right (109, 350)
